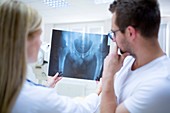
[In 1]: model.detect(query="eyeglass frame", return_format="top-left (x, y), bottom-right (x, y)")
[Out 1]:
top-left (108, 29), bottom-right (121, 40)
top-left (108, 25), bottom-right (138, 40)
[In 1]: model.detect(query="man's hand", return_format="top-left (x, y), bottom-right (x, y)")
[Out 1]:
top-left (101, 43), bottom-right (129, 113)
top-left (102, 45), bottom-right (129, 80)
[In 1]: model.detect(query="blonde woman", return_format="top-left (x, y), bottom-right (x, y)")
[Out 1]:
top-left (0, 1), bottom-right (101, 113)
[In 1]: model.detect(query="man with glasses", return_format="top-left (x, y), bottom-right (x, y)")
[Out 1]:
top-left (101, 0), bottom-right (170, 113)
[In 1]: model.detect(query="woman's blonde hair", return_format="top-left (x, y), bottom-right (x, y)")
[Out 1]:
top-left (0, 0), bottom-right (42, 113)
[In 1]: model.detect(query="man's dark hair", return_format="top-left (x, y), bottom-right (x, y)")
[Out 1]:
top-left (109, 0), bottom-right (160, 38)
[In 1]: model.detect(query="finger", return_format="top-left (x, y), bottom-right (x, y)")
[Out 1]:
top-left (109, 42), bottom-right (118, 54)
top-left (55, 77), bottom-right (62, 82)
top-left (53, 72), bottom-right (59, 79)
top-left (115, 44), bottom-right (118, 54)
top-left (100, 78), bottom-right (102, 82)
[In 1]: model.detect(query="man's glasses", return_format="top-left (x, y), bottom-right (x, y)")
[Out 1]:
top-left (108, 29), bottom-right (120, 40)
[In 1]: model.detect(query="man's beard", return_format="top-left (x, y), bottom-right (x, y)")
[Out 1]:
top-left (120, 48), bottom-right (135, 58)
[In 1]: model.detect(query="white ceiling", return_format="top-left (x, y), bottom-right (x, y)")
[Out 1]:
top-left (20, 0), bottom-right (170, 24)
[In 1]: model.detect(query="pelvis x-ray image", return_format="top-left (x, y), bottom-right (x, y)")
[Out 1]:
top-left (48, 29), bottom-right (109, 80)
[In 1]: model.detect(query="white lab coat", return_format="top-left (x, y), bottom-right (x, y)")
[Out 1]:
top-left (12, 80), bottom-right (100, 113)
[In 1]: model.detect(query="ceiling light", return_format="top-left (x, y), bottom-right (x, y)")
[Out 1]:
top-left (94, 0), bottom-right (113, 4)
top-left (43, 0), bottom-right (69, 8)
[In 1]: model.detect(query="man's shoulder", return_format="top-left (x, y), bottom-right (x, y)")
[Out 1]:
top-left (158, 55), bottom-right (170, 73)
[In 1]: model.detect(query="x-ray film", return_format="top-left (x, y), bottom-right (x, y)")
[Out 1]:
top-left (48, 29), bottom-right (109, 80)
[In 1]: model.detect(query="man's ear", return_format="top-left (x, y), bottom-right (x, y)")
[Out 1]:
top-left (126, 26), bottom-right (137, 40)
